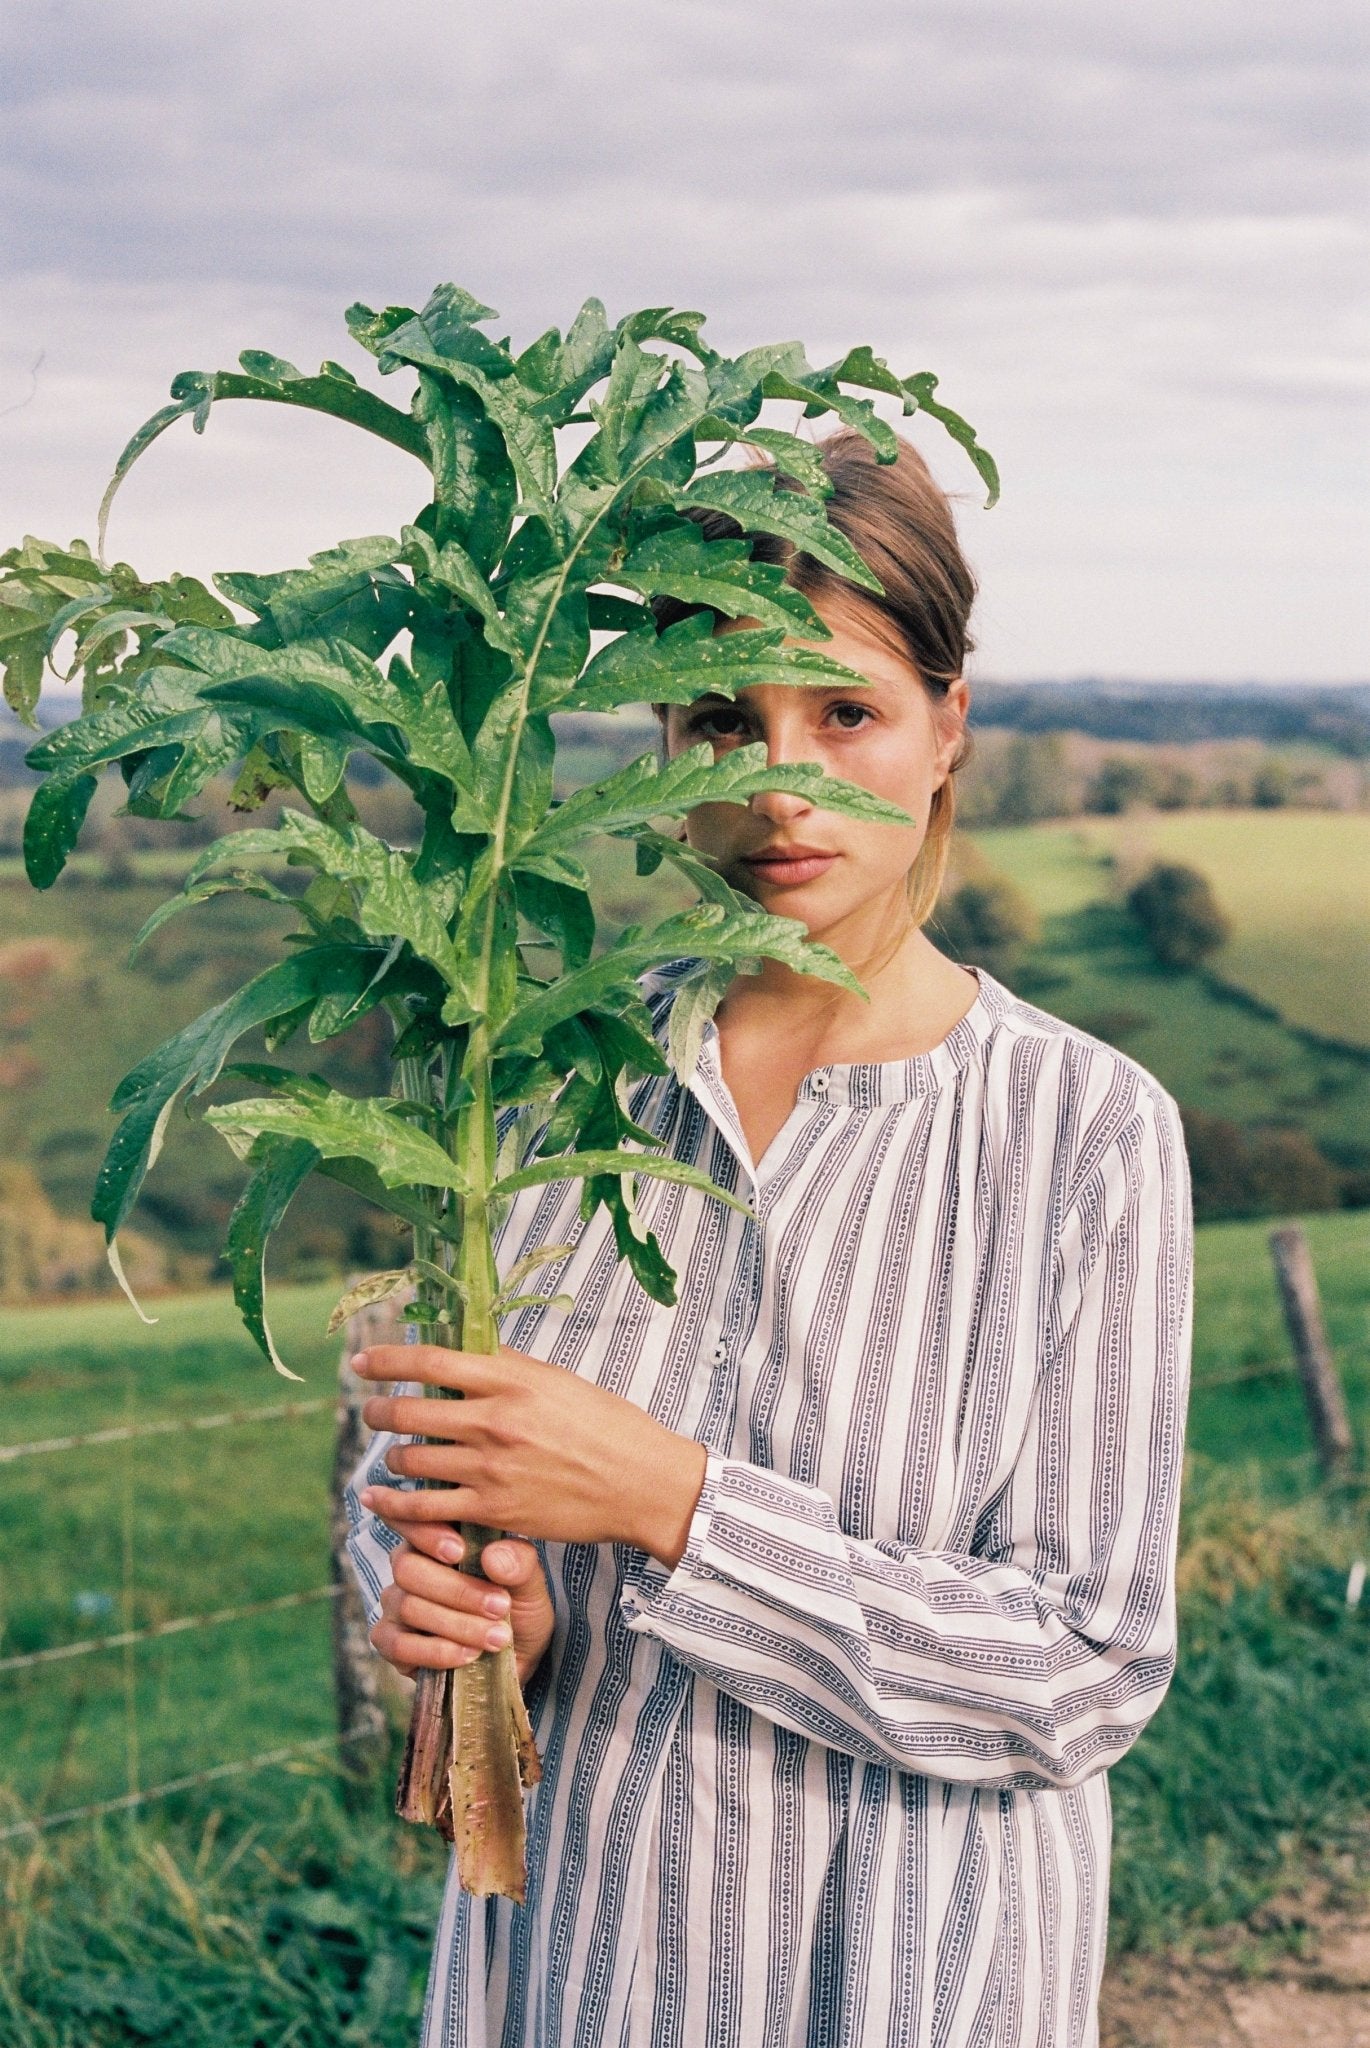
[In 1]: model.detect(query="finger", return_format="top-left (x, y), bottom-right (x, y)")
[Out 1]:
top-left (481, 1539), bottom-right (544, 1589)
top-left (360, 1393), bottom-right (489, 1440)
top-left (362, 1482), bottom-right (481, 1525)
top-left (393, 1588), bottom-right (513, 1653)
top-left (382, 1519), bottom-right (467, 1567)
top-left (370, 1616), bottom-right (480, 1671)
top-left (381, 1442), bottom-right (483, 1486)
top-left (351, 1344), bottom-right (502, 1395)
top-left (392, 1548), bottom-right (512, 1620)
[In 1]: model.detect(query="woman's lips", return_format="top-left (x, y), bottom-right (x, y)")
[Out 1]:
top-left (742, 848), bottom-right (840, 887)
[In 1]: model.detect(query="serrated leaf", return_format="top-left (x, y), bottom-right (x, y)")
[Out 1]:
top-left (496, 898), bottom-right (862, 1059)
top-left (225, 1135), bottom-right (320, 1377)
top-left (525, 738), bottom-right (910, 852)
top-left (23, 771), bottom-right (98, 888)
top-left (129, 870), bottom-right (299, 957)
top-left (666, 961), bottom-right (734, 1083)
top-left (675, 470), bottom-right (882, 591)
top-left (493, 1147), bottom-right (751, 1216)
top-left (97, 946), bottom-right (378, 1273)
top-left (566, 613), bottom-right (864, 714)
top-left (615, 525), bottom-right (824, 635)
top-left (206, 1090), bottom-right (469, 1194)
top-left (901, 372), bottom-right (1001, 507)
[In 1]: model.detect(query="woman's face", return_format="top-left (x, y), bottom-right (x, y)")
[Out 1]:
top-left (660, 592), bottom-right (969, 953)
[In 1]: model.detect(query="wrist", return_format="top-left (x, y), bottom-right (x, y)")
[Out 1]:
top-left (630, 1430), bottom-right (707, 1569)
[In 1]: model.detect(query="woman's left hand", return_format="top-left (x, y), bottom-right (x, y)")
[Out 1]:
top-left (354, 1343), bottom-right (708, 1570)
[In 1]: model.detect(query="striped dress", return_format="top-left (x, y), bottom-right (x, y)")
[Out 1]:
top-left (344, 964), bottom-right (1193, 2048)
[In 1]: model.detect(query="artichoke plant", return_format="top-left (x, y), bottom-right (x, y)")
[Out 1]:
top-left (0, 284), bottom-right (996, 1897)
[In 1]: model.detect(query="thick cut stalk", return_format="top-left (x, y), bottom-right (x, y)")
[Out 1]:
top-left (391, 1049), bottom-right (541, 1899)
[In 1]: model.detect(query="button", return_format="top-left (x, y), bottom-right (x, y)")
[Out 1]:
top-left (710, 1342), bottom-right (728, 1365)
top-left (810, 1073), bottom-right (829, 1094)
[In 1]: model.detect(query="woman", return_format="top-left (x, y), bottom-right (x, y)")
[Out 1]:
top-left (345, 431), bottom-right (1192, 2048)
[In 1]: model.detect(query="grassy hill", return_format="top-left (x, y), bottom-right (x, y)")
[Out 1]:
top-left (962, 819), bottom-right (1370, 1174)
top-left (1075, 809), bottom-right (1370, 1050)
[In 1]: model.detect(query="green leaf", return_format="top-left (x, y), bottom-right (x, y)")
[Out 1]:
top-left (23, 771), bottom-right (98, 888)
top-left (374, 290), bottom-right (558, 527)
top-left (525, 738), bottom-right (911, 851)
top-left (732, 429), bottom-right (834, 496)
top-left (901, 372), bottom-right (1001, 508)
top-left (189, 810), bottom-right (464, 988)
top-left (206, 1090), bottom-right (469, 1194)
top-left (2, 638), bottom-right (44, 723)
top-left (224, 1135), bottom-right (320, 1378)
top-left (96, 946), bottom-right (379, 1281)
top-left (402, 524), bottom-right (520, 659)
top-left (163, 627), bottom-right (473, 785)
top-left (493, 1147), bottom-right (752, 1216)
top-left (514, 868), bottom-right (595, 970)
top-left (129, 870), bottom-right (300, 957)
top-left (496, 897), bottom-right (863, 1058)
top-left (665, 960), bottom-right (734, 1082)
top-left (566, 614), bottom-right (865, 714)
top-left (515, 297), bottom-right (615, 421)
top-left (98, 368), bottom-right (428, 558)
top-left (216, 538), bottom-right (413, 660)
top-left (25, 667), bottom-right (212, 774)
top-left (615, 524), bottom-right (825, 635)
top-left (675, 470), bottom-right (883, 591)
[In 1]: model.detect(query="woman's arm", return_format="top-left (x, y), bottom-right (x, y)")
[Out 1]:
top-left (619, 1085), bottom-right (1192, 1791)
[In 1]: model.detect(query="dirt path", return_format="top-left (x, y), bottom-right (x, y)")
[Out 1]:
top-left (1101, 1909), bottom-right (1370, 2046)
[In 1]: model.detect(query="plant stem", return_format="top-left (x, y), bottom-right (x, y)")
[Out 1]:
top-left (391, 1046), bottom-right (541, 1899)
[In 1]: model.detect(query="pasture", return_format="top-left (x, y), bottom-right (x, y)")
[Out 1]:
top-left (965, 820), bottom-right (1370, 1160)
top-left (1075, 809), bottom-right (1370, 1051)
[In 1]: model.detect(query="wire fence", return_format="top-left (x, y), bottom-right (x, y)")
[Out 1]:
top-left (0, 1295), bottom-right (399, 1839)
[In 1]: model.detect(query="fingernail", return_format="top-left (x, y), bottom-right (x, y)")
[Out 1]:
top-left (485, 1624), bottom-right (512, 1651)
top-left (359, 1488), bottom-right (375, 1508)
top-left (350, 1352), bottom-right (369, 1374)
top-left (438, 1537), bottom-right (464, 1564)
top-left (482, 1591), bottom-right (510, 1617)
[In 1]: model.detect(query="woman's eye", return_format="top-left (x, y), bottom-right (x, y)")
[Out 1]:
top-left (829, 702), bottom-right (874, 729)
top-left (688, 708), bottom-right (749, 741)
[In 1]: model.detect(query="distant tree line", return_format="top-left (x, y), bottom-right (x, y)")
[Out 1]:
top-left (969, 681), bottom-right (1370, 755)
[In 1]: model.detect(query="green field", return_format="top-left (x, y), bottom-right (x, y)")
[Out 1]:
top-left (1075, 809), bottom-right (1370, 1050)
top-left (966, 820), bottom-right (1370, 1163)
top-left (1, 1215), bottom-right (1368, 2035)
top-left (1, 1211), bottom-right (1366, 1814)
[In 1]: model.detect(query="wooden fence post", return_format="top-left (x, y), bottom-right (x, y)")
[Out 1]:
top-left (1269, 1224), bottom-right (1355, 1482)
top-left (329, 1292), bottom-right (402, 1804)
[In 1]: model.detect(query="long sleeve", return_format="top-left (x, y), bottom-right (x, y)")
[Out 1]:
top-left (342, 1422), bottom-right (416, 1631)
top-left (621, 1081), bottom-right (1192, 1791)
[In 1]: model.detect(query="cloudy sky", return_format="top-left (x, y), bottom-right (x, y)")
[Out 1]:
top-left (3, 0), bottom-right (1366, 683)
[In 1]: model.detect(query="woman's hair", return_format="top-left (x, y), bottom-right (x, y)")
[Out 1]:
top-left (651, 428), bottom-right (976, 926)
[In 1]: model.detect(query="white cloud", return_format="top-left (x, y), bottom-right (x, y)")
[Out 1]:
top-left (2, 0), bottom-right (1366, 679)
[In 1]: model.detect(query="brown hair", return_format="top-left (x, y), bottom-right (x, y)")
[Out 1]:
top-left (651, 428), bottom-right (976, 925)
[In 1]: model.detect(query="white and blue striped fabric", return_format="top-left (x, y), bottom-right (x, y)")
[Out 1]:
top-left (345, 964), bottom-right (1193, 2048)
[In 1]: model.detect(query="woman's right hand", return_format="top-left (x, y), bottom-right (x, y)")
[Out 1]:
top-left (369, 1522), bottom-right (555, 1688)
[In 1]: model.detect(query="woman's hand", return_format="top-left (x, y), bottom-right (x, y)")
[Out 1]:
top-left (369, 1522), bottom-right (555, 1688)
top-left (354, 1343), bottom-right (708, 1569)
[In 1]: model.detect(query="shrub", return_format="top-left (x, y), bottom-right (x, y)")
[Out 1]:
top-left (1180, 1106), bottom-right (1343, 1221)
top-left (1126, 860), bottom-right (1231, 969)
top-left (933, 873), bottom-right (1039, 981)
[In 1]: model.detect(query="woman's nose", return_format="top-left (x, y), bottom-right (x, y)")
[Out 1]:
top-left (748, 782), bottom-right (811, 823)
